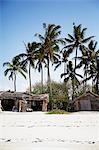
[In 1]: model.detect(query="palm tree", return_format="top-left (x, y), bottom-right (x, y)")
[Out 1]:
top-left (75, 45), bottom-right (90, 92)
top-left (61, 61), bottom-right (83, 100)
top-left (54, 50), bottom-right (69, 101)
top-left (3, 57), bottom-right (27, 91)
top-left (94, 58), bottom-right (99, 94)
top-left (76, 40), bottom-right (99, 93)
top-left (16, 42), bottom-right (40, 93)
top-left (35, 23), bottom-right (62, 95)
top-left (35, 47), bottom-right (46, 93)
top-left (64, 23), bottom-right (94, 72)
top-left (88, 40), bottom-right (99, 89)
top-left (88, 57), bottom-right (99, 94)
top-left (86, 40), bottom-right (99, 93)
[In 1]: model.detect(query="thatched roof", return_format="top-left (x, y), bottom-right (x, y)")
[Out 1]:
top-left (0, 91), bottom-right (49, 102)
top-left (73, 91), bottom-right (99, 103)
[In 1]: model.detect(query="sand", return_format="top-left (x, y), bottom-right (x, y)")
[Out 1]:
top-left (0, 111), bottom-right (99, 150)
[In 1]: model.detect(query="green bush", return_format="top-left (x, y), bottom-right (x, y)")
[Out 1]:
top-left (31, 81), bottom-right (69, 111)
top-left (47, 109), bottom-right (69, 114)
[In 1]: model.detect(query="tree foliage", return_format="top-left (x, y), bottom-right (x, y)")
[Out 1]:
top-left (32, 81), bottom-right (69, 110)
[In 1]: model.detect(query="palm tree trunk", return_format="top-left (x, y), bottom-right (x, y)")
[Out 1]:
top-left (64, 62), bottom-right (67, 80)
top-left (84, 64), bottom-right (87, 92)
top-left (41, 67), bottom-right (43, 93)
top-left (72, 78), bottom-right (75, 100)
top-left (64, 62), bottom-right (68, 102)
top-left (92, 75), bottom-right (94, 92)
top-left (96, 76), bottom-right (99, 94)
top-left (14, 72), bottom-right (16, 92)
top-left (73, 47), bottom-right (78, 96)
top-left (86, 64), bottom-right (89, 92)
top-left (47, 58), bottom-right (50, 92)
top-left (29, 62), bottom-right (32, 93)
top-left (85, 70), bottom-right (87, 92)
top-left (47, 58), bottom-right (52, 109)
top-left (75, 47), bottom-right (78, 72)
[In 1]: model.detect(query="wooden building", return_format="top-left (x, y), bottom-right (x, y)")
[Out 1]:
top-left (0, 91), bottom-right (49, 112)
top-left (71, 91), bottom-right (99, 111)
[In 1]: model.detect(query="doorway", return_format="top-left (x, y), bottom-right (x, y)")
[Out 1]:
top-left (1, 99), bottom-right (15, 111)
top-left (31, 100), bottom-right (43, 111)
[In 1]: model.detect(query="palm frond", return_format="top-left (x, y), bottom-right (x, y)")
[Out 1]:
top-left (43, 23), bottom-right (47, 29)
top-left (18, 70), bottom-right (27, 79)
top-left (9, 71), bottom-right (14, 80)
top-left (4, 68), bottom-right (12, 76)
top-left (75, 61), bottom-right (83, 69)
top-left (65, 38), bottom-right (73, 43)
top-left (81, 28), bottom-right (87, 39)
top-left (68, 34), bottom-right (74, 41)
top-left (61, 72), bottom-right (68, 78)
top-left (54, 61), bottom-right (61, 71)
top-left (82, 36), bottom-right (94, 43)
top-left (64, 76), bottom-right (69, 83)
top-left (35, 33), bottom-right (45, 42)
top-left (3, 62), bottom-right (11, 67)
top-left (75, 72), bottom-right (83, 78)
top-left (94, 41), bottom-right (97, 50)
top-left (82, 75), bottom-right (92, 83)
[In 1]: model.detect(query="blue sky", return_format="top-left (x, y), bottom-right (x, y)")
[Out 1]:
top-left (0, 0), bottom-right (99, 91)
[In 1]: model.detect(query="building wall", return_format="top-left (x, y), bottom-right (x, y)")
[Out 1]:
top-left (74, 94), bottom-right (99, 111)
top-left (80, 99), bottom-right (91, 110)
top-left (91, 100), bottom-right (99, 110)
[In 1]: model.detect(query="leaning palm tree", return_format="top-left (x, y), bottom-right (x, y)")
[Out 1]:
top-left (35, 23), bottom-right (62, 95)
top-left (61, 61), bottom-right (83, 100)
top-left (3, 57), bottom-right (27, 91)
top-left (16, 42), bottom-right (40, 93)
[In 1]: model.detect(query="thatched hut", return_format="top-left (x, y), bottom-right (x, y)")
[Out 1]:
top-left (71, 91), bottom-right (99, 111)
top-left (0, 91), bottom-right (49, 112)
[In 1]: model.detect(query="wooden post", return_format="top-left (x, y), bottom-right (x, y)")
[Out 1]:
top-left (19, 100), bottom-right (22, 112)
top-left (42, 100), bottom-right (48, 112)
top-left (0, 100), bottom-right (2, 112)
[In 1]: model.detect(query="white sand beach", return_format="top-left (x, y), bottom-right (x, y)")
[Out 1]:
top-left (0, 111), bottom-right (99, 150)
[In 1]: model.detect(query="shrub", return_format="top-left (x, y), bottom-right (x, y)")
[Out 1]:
top-left (47, 109), bottom-right (69, 114)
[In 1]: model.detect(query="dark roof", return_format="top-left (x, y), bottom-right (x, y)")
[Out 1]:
top-left (0, 91), bottom-right (49, 102)
top-left (73, 91), bottom-right (99, 103)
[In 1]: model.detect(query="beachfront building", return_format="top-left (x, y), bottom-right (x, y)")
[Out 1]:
top-left (0, 91), bottom-right (49, 112)
top-left (71, 91), bottom-right (99, 111)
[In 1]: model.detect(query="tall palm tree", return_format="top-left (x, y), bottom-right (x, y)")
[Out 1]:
top-left (3, 57), bottom-right (27, 91)
top-left (61, 61), bottom-right (83, 100)
top-left (16, 42), bottom-right (40, 93)
top-left (88, 40), bottom-right (99, 90)
top-left (64, 23), bottom-right (94, 71)
top-left (86, 40), bottom-right (99, 93)
top-left (88, 57), bottom-right (99, 94)
top-left (35, 47), bottom-right (46, 93)
top-left (35, 23), bottom-right (62, 95)
top-left (54, 50), bottom-right (69, 101)
top-left (75, 45), bottom-right (90, 92)
top-left (76, 40), bottom-right (99, 93)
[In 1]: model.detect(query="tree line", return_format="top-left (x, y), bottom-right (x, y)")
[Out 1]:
top-left (3, 23), bottom-right (99, 102)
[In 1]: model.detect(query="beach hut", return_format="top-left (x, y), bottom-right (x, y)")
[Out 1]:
top-left (71, 91), bottom-right (99, 111)
top-left (0, 91), bottom-right (49, 112)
